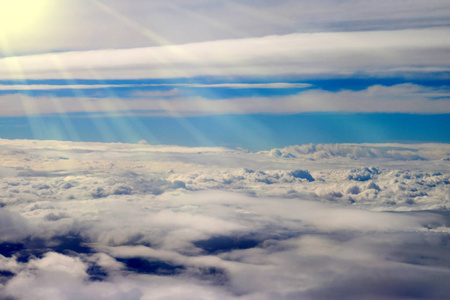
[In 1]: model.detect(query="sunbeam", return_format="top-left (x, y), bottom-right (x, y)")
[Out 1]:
top-left (92, 0), bottom-right (171, 47)
top-left (86, 69), bottom-right (161, 145)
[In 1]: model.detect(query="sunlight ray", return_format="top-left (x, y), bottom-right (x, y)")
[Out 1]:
top-left (0, 32), bottom-right (47, 140)
top-left (166, 2), bottom-right (244, 39)
top-left (47, 54), bottom-right (119, 142)
top-left (92, 0), bottom-right (171, 46)
top-left (92, 0), bottom-right (207, 81)
top-left (155, 98), bottom-right (216, 147)
top-left (48, 95), bottom-right (81, 141)
top-left (91, 0), bottom-right (238, 80)
top-left (226, 1), bottom-right (293, 30)
top-left (88, 0), bottom-right (253, 147)
top-left (86, 68), bottom-right (161, 145)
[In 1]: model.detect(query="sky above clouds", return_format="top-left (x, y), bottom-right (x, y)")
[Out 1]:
top-left (0, 0), bottom-right (449, 147)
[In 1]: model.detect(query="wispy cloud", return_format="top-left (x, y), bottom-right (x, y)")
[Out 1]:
top-left (0, 84), bottom-right (448, 116)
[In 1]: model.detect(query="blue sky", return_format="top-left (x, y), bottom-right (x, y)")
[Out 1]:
top-left (0, 0), bottom-right (449, 149)
top-left (1, 113), bottom-right (450, 151)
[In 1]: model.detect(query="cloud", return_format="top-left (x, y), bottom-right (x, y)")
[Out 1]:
top-left (0, 138), bottom-right (449, 299)
top-left (267, 143), bottom-right (450, 160)
top-left (1, 28), bottom-right (450, 80)
top-left (0, 83), bottom-right (449, 116)
top-left (4, 0), bottom-right (450, 55)
top-left (0, 209), bottom-right (30, 242)
top-left (0, 83), bottom-right (157, 91)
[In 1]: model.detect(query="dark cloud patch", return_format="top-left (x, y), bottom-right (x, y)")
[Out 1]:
top-left (0, 243), bottom-right (24, 258)
top-left (0, 270), bottom-right (15, 284)
top-left (290, 170), bottom-right (315, 182)
top-left (346, 185), bottom-right (361, 195)
top-left (44, 212), bottom-right (67, 221)
top-left (110, 176), bottom-right (180, 195)
top-left (17, 170), bottom-right (72, 178)
top-left (86, 263), bottom-right (109, 282)
top-left (194, 236), bottom-right (260, 254)
top-left (91, 187), bottom-right (107, 198)
top-left (188, 266), bottom-right (228, 285)
top-left (348, 167), bottom-right (380, 182)
top-left (112, 184), bottom-right (132, 195)
top-left (0, 235), bottom-right (92, 263)
top-left (116, 257), bottom-right (184, 276)
top-left (47, 236), bottom-right (93, 256)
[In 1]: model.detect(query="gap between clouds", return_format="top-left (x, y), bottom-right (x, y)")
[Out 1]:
top-left (0, 83), bottom-right (448, 116)
top-left (0, 82), bottom-right (312, 91)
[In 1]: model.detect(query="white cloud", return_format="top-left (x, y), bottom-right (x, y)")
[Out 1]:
top-left (0, 138), bottom-right (449, 299)
top-left (0, 209), bottom-right (30, 242)
top-left (0, 84), bottom-right (449, 116)
top-left (266, 143), bottom-right (450, 160)
top-left (1, 28), bottom-right (450, 80)
top-left (3, 0), bottom-right (450, 55)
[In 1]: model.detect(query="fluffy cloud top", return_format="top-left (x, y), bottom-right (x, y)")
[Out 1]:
top-left (0, 139), bottom-right (449, 299)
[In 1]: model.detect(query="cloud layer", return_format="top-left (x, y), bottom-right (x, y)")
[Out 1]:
top-left (0, 83), bottom-right (449, 116)
top-left (2, 28), bottom-right (450, 80)
top-left (4, 0), bottom-right (450, 54)
top-left (0, 139), bottom-right (449, 299)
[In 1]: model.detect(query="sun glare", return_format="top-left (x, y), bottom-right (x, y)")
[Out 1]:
top-left (0, 0), bottom-right (51, 36)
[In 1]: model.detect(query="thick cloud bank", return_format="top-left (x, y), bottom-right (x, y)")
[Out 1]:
top-left (2, 28), bottom-right (450, 80)
top-left (0, 139), bottom-right (449, 299)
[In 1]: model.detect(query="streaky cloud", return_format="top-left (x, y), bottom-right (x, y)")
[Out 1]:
top-left (0, 83), bottom-right (448, 116)
top-left (1, 28), bottom-right (449, 80)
